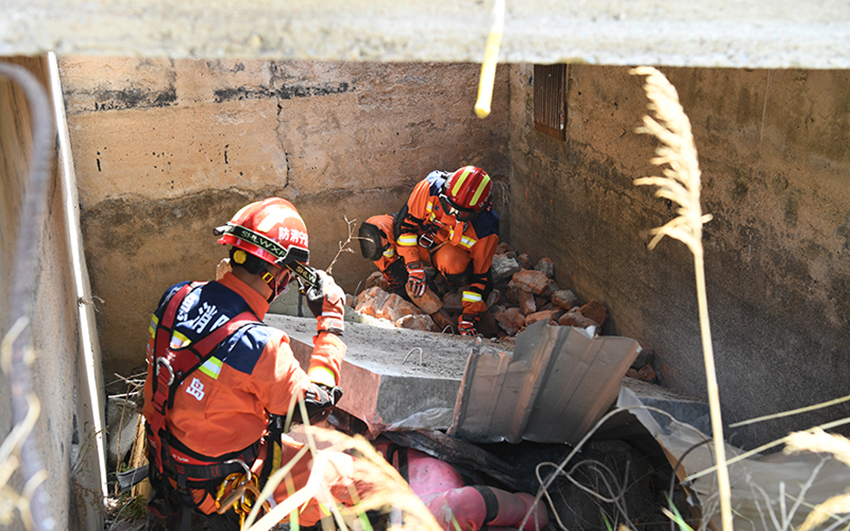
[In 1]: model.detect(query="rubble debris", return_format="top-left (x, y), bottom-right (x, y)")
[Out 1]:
top-left (557, 307), bottom-right (599, 330)
top-left (533, 257), bottom-right (554, 278)
top-left (351, 245), bottom-right (612, 341)
top-left (551, 289), bottom-right (578, 309)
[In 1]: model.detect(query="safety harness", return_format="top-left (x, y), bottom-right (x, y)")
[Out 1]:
top-left (146, 282), bottom-right (274, 527)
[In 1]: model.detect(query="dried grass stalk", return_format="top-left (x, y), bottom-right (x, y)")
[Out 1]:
top-left (784, 427), bottom-right (850, 531)
top-left (631, 65), bottom-right (731, 531)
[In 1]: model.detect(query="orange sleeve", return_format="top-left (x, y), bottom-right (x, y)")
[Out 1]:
top-left (248, 331), bottom-right (312, 417)
top-left (306, 331), bottom-right (347, 387)
top-left (396, 180), bottom-right (432, 266)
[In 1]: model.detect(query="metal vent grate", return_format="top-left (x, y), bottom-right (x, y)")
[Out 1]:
top-left (533, 64), bottom-right (566, 140)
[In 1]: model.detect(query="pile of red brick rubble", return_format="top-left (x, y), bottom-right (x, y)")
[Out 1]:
top-left (349, 242), bottom-right (610, 342)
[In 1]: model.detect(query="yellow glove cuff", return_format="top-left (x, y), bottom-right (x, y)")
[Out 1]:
top-left (307, 366), bottom-right (337, 388)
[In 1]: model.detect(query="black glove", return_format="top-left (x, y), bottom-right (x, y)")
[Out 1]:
top-left (295, 383), bottom-right (344, 425)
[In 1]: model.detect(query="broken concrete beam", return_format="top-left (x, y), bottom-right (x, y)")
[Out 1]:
top-left (491, 254), bottom-right (521, 284)
top-left (533, 257), bottom-right (554, 278)
top-left (511, 269), bottom-right (549, 295)
top-left (551, 289), bottom-right (579, 310)
top-left (269, 314), bottom-right (472, 434)
top-left (580, 299), bottom-right (608, 328)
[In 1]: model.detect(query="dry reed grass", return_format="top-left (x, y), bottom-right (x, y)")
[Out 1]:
top-left (630, 65), bottom-right (731, 531)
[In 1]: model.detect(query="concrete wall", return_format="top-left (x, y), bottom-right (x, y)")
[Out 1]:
top-left (60, 57), bottom-right (511, 379)
top-left (0, 56), bottom-right (102, 531)
top-left (509, 64), bottom-right (850, 448)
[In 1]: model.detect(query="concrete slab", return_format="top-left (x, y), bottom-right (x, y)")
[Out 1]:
top-left (265, 314), bottom-right (498, 433)
top-left (4, 0), bottom-right (850, 68)
top-left (269, 313), bottom-right (643, 446)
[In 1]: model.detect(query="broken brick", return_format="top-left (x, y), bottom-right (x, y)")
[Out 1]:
top-left (557, 307), bottom-right (599, 330)
top-left (495, 242), bottom-right (516, 255)
top-left (534, 294), bottom-right (549, 309)
top-left (516, 253), bottom-right (532, 269)
top-left (638, 365), bottom-right (657, 383)
top-left (580, 300), bottom-right (608, 328)
top-left (365, 271), bottom-right (387, 290)
top-left (442, 291), bottom-right (463, 313)
top-left (216, 258), bottom-right (232, 281)
top-left (626, 368), bottom-right (640, 379)
top-left (533, 257), bottom-right (554, 278)
top-left (430, 308), bottom-right (455, 333)
top-left (486, 289), bottom-right (500, 308)
top-left (407, 285), bottom-right (443, 314)
top-left (542, 279), bottom-right (560, 297)
top-left (345, 293), bottom-right (355, 308)
top-left (380, 293), bottom-right (423, 322)
top-left (397, 314), bottom-right (437, 332)
top-left (492, 254), bottom-right (521, 284)
top-left (525, 310), bottom-right (558, 326)
top-left (495, 307), bottom-right (526, 335)
top-left (511, 269), bottom-right (550, 295)
top-left (551, 289), bottom-right (579, 310)
top-left (477, 311), bottom-right (501, 337)
top-left (356, 286), bottom-right (390, 311)
top-left (517, 288), bottom-right (537, 315)
top-left (504, 283), bottom-right (519, 305)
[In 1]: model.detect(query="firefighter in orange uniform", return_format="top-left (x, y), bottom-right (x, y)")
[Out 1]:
top-left (143, 198), bottom-right (367, 530)
top-left (359, 166), bottom-right (499, 336)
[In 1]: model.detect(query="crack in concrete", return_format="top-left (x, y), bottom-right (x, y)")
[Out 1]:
top-left (270, 61), bottom-right (291, 190)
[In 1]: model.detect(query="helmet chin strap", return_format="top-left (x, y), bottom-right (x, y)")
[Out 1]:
top-left (261, 269), bottom-right (291, 303)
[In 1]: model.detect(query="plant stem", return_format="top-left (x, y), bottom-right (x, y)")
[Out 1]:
top-left (694, 251), bottom-right (733, 531)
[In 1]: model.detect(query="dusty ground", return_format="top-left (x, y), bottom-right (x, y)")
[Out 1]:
top-left (266, 312), bottom-right (514, 380)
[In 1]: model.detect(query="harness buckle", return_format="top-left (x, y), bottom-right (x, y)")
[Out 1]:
top-left (419, 232), bottom-right (435, 249)
top-left (156, 357), bottom-right (175, 386)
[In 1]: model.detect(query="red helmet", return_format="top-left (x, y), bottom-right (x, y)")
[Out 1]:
top-left (214, 197), bottom-right (310, 268)
top-left (440, 166), bottom-right (492, 221)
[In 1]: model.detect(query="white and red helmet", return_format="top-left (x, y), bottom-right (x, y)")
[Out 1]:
top-left (440, 166), bottom-right (493, 221)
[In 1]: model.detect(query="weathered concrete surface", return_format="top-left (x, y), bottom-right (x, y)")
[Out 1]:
top-left (509, 63), bottom-right (850, 448)
top-left (4, 1), bottom-right (850, 69)
top-left (0, 56), bottom-right (103, 531)
top-left (61, 58), bottom-right (510, 377)
top-left (266, 314), bottom-right (473, 433)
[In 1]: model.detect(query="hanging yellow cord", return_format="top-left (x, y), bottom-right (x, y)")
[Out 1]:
top-left (474, 0), bottom-right (505, 118)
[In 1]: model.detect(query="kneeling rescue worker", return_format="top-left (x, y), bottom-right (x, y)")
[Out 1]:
top-left (359, 166), bottom-right (499, 336)
top-left (143, 197), bottom-right (368, 530)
